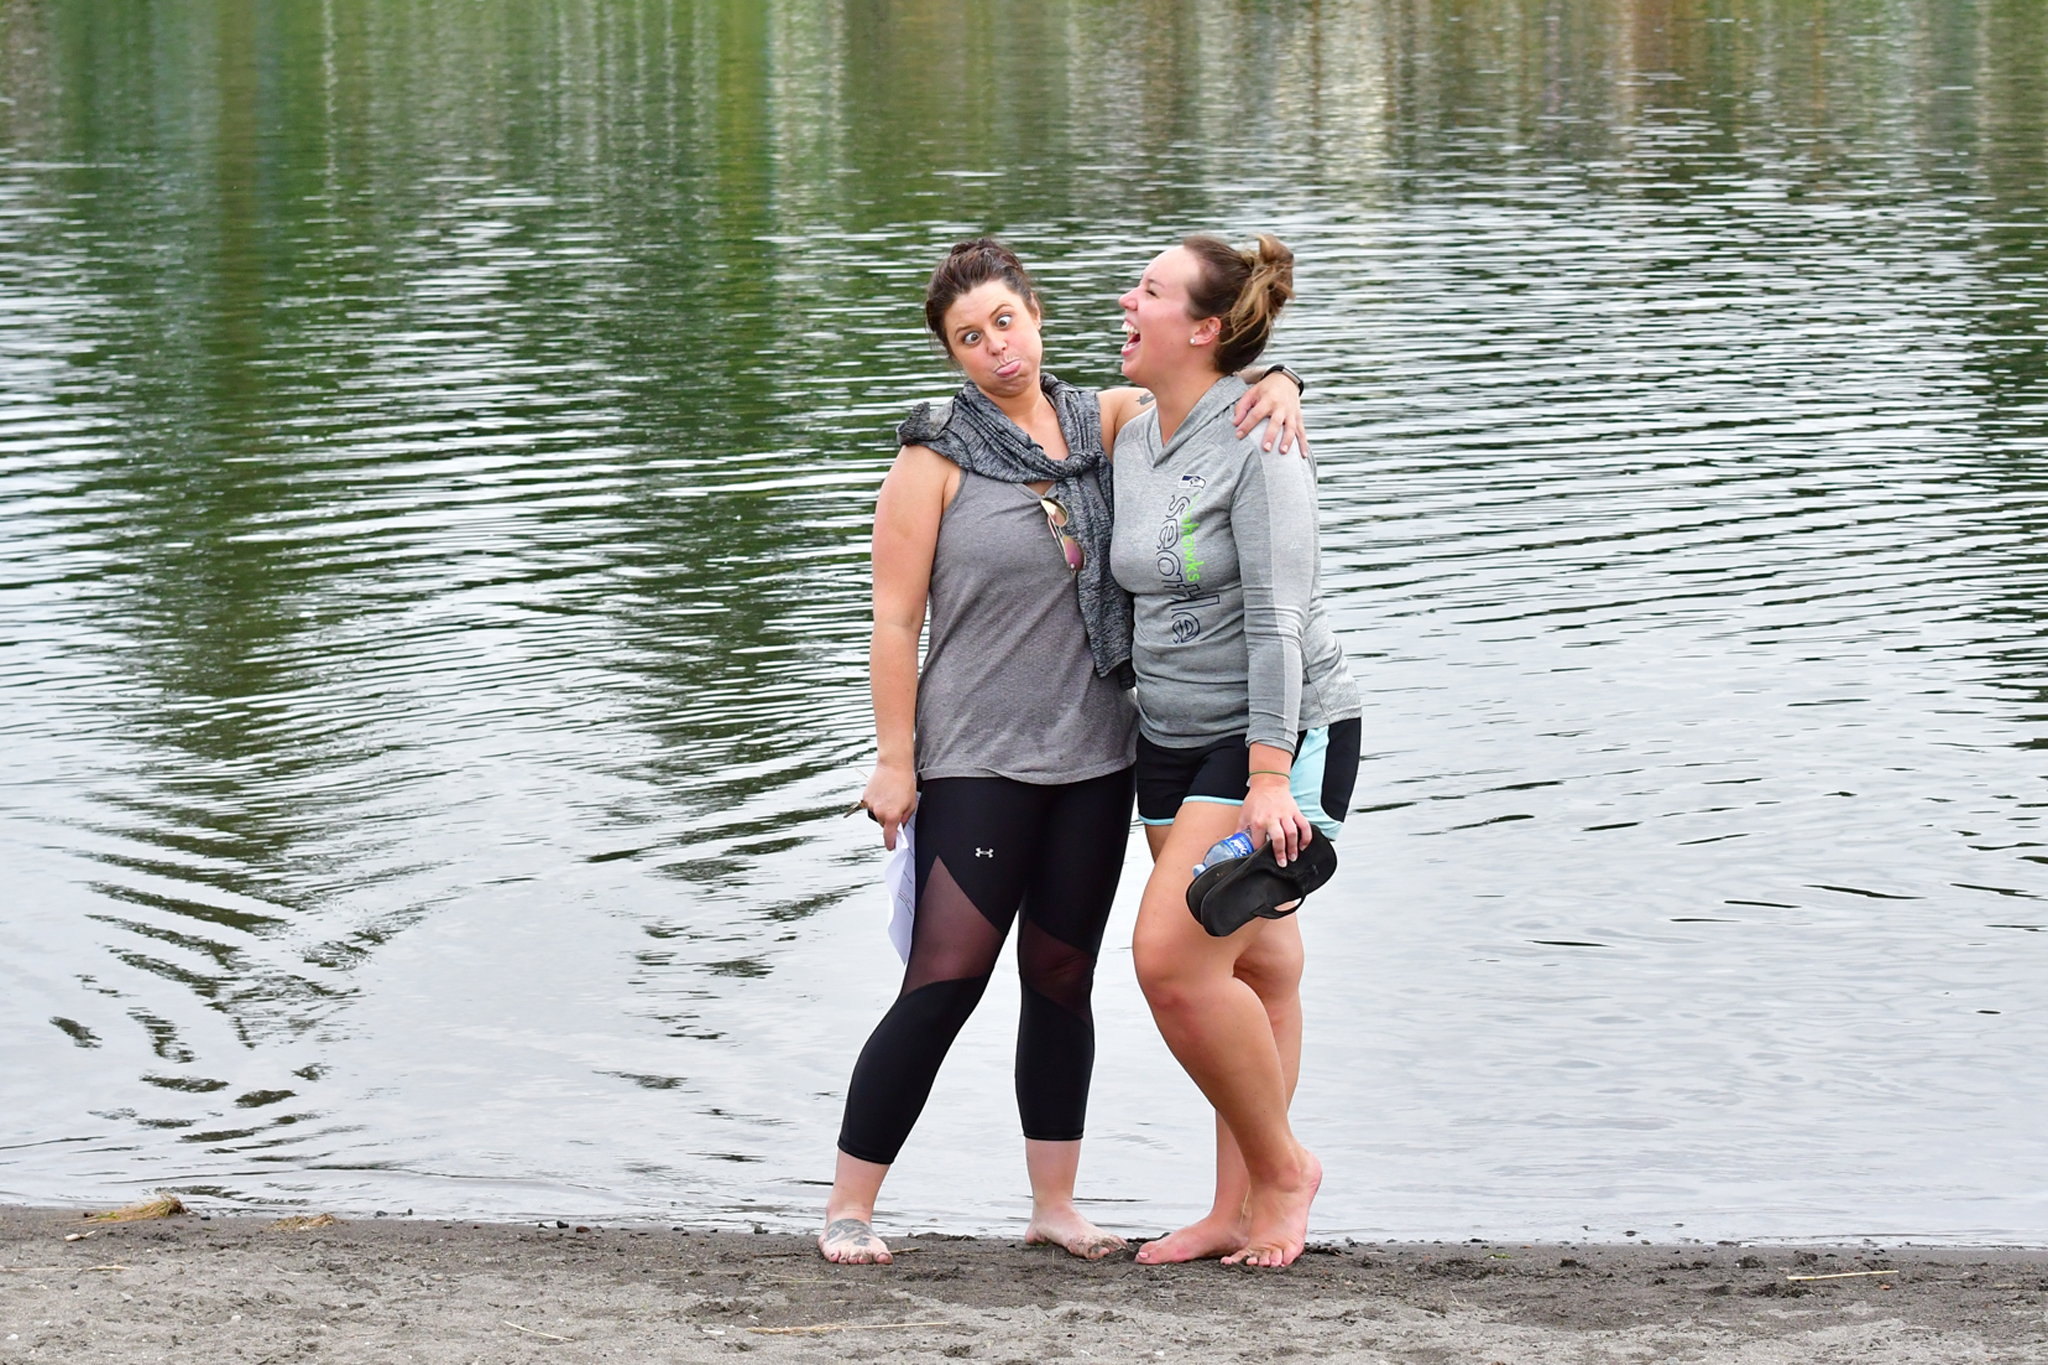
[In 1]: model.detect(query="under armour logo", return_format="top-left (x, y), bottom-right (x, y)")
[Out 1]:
top-left (975, 847), bottom-right (994, 858)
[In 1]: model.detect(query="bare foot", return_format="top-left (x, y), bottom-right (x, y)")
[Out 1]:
top-left (1133, 1210), bottom-right (1250, 1265)
top-left (1222, 1149), bottom-right (1321, 1268)
top-left (1024, 1205), bottom-right (1127, 1260)
top-left (818, 1215), bottom-right (891, 1265)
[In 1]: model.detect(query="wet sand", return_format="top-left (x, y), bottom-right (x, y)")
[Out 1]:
top-left (3, 1207), bottom-right (2044, 1363)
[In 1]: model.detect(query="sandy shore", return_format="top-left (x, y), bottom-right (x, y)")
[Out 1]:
top-left (3, 1206), bottom-right (2044, 1363)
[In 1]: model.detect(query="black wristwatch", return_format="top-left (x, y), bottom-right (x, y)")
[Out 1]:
top-left (1259, 363), bottom-right (1305, 395)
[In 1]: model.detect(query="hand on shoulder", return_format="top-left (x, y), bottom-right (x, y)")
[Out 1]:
top-left (1232, 370), bottom-right (1308, 458)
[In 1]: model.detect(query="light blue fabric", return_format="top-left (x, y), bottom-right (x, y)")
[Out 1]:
top-left (1290, 726), bottom-right (1344, 839)
top-left (1142, 794), bottom-right (1237, 826)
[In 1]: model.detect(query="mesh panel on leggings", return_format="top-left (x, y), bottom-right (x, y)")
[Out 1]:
top-left (1016, 917), bottom-right (1094, 1019)
top-left (901, 856), bottom-right (1006, 995)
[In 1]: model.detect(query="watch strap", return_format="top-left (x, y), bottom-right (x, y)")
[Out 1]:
top-left (1259, 363), bottom-right (1305, 395)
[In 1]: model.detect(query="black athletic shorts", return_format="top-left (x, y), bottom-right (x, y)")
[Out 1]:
top-left (1135, 717), bottom-right (1361, 836)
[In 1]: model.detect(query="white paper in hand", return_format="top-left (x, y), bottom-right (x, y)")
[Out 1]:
top-left (883, 814), bottom-right (916, 963)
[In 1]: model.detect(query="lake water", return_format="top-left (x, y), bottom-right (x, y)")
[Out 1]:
top-left (3, 0), bottom-right (2045, 1245)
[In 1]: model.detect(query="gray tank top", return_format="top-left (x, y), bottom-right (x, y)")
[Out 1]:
top-left (916, 472), bottom-right (1137, 783)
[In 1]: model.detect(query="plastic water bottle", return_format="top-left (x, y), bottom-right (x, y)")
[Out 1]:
top-left (1193, 831), bottom-right (1255, 878)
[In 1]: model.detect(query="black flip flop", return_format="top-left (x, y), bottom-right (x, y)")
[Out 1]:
top-left (1184, 828), bottom-right (1339, 937)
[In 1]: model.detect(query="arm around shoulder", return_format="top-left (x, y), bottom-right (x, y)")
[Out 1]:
top-left (1232, 366), bottom-right (1308, 455)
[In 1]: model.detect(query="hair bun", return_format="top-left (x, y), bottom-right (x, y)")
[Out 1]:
top-left (1182, 233), bottom-right (1295, 373)
top-left (1248, 234), bottom-right (1294, 306)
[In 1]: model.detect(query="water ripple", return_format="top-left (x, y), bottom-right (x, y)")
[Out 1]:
top-left (2, 0), bottom-right (2045, 1240)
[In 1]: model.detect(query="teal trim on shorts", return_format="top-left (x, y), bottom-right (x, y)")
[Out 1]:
top-left (1145, 795), bottom-right (1242, 827)
top-left (1291, 726), bottom-right (1344, 840)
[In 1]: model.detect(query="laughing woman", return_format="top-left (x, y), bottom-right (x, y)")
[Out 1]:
top-left (1112, 235), bottom-right (1361, 1269)
top-left (821, 240), bottom-right (1308, 1266)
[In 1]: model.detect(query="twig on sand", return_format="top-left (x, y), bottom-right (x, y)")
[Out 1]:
top-left (84, 1265), bottom-right (130, 1272)
top-left (503, 1321), bottom-right (570, 1342)
top-left (90, 1196), bottom-right (186, 1223)
top-left (748, 1321), bottom-right (954, 1337)
top-left (1786, 1270), bottom-right (1898, 1282)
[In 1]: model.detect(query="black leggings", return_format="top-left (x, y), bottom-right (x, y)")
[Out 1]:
top-left (837, 767), bottom-right (1135, 1166)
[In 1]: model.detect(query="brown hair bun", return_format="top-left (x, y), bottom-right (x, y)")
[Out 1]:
top-left (1182, 233), bottom-right (1294, 373)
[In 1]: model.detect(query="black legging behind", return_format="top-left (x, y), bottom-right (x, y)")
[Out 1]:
top-left (837, 768), bottom-right (1135, 1166)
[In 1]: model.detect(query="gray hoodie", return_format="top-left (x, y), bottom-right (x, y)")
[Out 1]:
top-left (1110, 376), bottom-right (1360, 753)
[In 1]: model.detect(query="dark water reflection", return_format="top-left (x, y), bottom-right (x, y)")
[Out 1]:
top-left (2, 0), bottom-right (2044, 1241)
